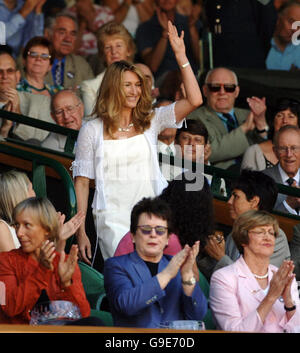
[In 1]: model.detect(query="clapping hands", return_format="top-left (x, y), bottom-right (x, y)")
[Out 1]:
top-left (164, 241), bottom-right (200, 281)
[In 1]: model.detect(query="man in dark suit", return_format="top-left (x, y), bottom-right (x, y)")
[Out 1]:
top-left (263, 125), bottom-right (300, 215)
top-left (188, 67), bottom-right (269, 169)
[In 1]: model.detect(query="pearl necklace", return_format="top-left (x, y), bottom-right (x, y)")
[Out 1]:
top-left (118, 123), bottom-right (133, 132)
top-left (253, 272), bottom-right (268, 279)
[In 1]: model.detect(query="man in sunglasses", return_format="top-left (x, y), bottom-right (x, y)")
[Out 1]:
top-left (187, 67), bottom-right (269, 169)
top-left (0, 49), bottom-right (53, 143)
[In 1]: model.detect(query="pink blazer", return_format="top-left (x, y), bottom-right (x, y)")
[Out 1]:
top-left (114, 231), bottom-right (182, 257)
top-left (210, 256), bottom-right (300, 333)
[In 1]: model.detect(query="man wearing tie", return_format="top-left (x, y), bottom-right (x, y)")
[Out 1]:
top-left (187, 67), bottom-right (269, 169)
top-left (44, 12), bottom-right (94, 89)
top-left (263, 125), bottom-right (300, 216)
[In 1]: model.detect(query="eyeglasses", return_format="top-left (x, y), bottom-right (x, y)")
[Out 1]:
top-left (275, 146), bottom-right (300, 155)
top-left (54, 102), bottom-right (81, 116)
top-left (206, 83), bottom-right (237, 93)
top-left (0, 68), bottom-right (16, 76)
top-left (137, 225), bottom-right (168, 236)
top-left (27, 51), bottom-right (51, 60)
top-left (248, 230), bottom-right (276, 238)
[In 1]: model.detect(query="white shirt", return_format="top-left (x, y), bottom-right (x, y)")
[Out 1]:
top-left (279, 164), bottom-right (300, 215)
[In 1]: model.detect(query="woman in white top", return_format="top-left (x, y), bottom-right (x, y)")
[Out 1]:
top-left (73, 21), bottom-right (203, 263)
top-left (80, 22), bottom-right (136, 117)
top-left (0, 170), bottom-right (84, 253)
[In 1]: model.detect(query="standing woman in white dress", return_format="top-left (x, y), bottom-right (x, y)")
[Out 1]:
top-left (72, 20), bottom-right (203, 263)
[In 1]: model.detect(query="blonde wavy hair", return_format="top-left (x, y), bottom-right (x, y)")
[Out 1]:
top-left (93, 60), bottom-right (154, 138)
top-left (0, 170), bottom-right (31, 224)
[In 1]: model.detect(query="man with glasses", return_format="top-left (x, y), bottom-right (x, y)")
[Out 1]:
top-left (0, 50), bottom-right (53, 143)
top-left (263, 125), bottom-right (300, 215)
top-left (44, 12), bottom-right (94, 89)
top-left (42, 89), bottom-right (83, 152)
top-left (188, 67), bottom-right (269, 169)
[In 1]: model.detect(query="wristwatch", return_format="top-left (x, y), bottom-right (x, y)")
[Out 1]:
top-left (182, 276), bottom-right (196, 285)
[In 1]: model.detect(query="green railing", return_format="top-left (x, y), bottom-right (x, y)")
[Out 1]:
top-left (159, 152), bottom-right (300, 221)
top-left (0, 143), bottom-right (77, 250)
top-left (0, 110), bottom-right (78, 155)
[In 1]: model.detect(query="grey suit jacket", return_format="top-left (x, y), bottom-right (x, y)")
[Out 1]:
top-left (262, 164), bottom-right (300, 214)
top-left (11, 91), bottom-right (53, 142)
top-left (44, 54), bottom-right (94, 89)
top-left (187, 105), bottom-right (264, 169)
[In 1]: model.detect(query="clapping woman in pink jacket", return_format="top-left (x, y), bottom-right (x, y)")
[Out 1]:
top-left (210, 210), bottom-right (300, 333)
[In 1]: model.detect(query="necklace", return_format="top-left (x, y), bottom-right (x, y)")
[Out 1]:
top-left (118, 123), bottom-right (133, 132)
top-left (253, 272), bottom-right (268, 279)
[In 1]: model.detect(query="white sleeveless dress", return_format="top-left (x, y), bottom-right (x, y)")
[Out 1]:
top-left (94, 134), bottom-right (155, 260)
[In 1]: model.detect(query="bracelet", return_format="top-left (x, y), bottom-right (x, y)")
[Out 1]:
top-left (284, 304), bottom-right (296, 311)
top-left (181, 62), bottom-right (190, 68)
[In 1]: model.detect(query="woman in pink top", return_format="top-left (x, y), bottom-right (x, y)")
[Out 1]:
top-left (210, 210), bottom-right (300, 333)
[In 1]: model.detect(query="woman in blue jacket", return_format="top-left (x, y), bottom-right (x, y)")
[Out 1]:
top-left (104, 196), bottom-right (207, 328)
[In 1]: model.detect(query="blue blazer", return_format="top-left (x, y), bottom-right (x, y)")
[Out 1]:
top-left (104, 251), bottom-right (207, 328)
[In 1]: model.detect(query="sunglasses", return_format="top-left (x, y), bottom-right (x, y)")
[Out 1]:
top-left (27, 51), bottom-right (51, 60)
top-left (137, 225), bottom-right (168, 236)
top-left (206, 83), bottom-right (237, 93)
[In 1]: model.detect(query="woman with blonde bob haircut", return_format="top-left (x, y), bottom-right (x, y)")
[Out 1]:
top-left (0, 170), bottom-right (84, 253)
top-left (210, 210), bottom-right (300, 333)
top-left (0, 197), bottom-right (90, 324)
top-left (12, 197), bottom-right (60, 243)
top-left (73, 21), bottom-right (203, 263)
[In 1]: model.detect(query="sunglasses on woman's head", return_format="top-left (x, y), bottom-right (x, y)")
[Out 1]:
top-left (206, 83), bottom-right (237, 93)
top-left (137, 225), bottom-right (168, 236)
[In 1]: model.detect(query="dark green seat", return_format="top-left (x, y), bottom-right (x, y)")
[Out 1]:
top-left (78, 261), bottom-right (113, 326)
top-left (198, 270), bottom-right (216, 330)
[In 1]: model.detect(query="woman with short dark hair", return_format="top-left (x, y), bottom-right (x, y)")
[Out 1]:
top-left (104, 196), bottom-right (207, 328)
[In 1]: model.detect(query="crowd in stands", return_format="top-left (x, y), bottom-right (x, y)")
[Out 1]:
top-left (2, 0), bottom-right (300, 333)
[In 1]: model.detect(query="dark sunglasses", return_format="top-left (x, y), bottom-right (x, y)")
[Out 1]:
top-left (137, 225), bottom-right (168, 236)
top-left (27, 51), bottom-right (51, 60)
top-left (206, 83), bottom-right (237, 93)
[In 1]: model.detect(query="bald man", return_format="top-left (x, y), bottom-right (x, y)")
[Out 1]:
top-left (188, 67), bottom-right (268, 169)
